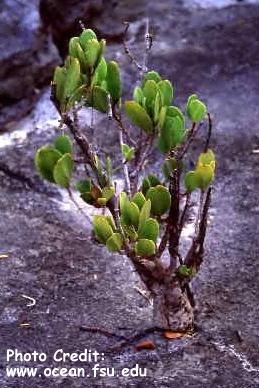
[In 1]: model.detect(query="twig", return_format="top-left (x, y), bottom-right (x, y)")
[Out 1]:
top-left (178, 123), bottom-right (199, 159)
top-left (141, 17), bottom-right (152, 77)
top-left (204, 112), bottom-right (212, 152)
top-left (184, 187), bottom-right (212, 270)
top-left (195, 190), bottom-right (205, 236)
top-left (79, 326), bottom-right (127, 341)
top-left (112, 109), bottom-right (136, 147)
top-left (119, 130), bottom-right (131, 197)
top-left (107, 326), bottom-right (166, 353)
top-left (130, 134), bottom-right (155, 192)
top-left (179, 193), bottom-right (191, 234)
top-left (122, 22), bottom-right (143, 72)
top-left (168, 169), bottom-right (181, 271)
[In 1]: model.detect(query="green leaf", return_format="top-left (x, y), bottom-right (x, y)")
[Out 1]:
top-left (93, 215), bottom-right (113, 244)
top-left (97, 197), bottom-right (107, 206)
top-left (76, 179), bottom-right (91, 193)
top-left (184, 171), bottom-right (199, 192)
top-left (90, 86), bottom-right (108, 112)
top-left (35, 146), bottom-right (62, 183)
top-left (158, 116), bottom-right (186, 153)
top-left (63, 57), bottom-right (82, 110)
top-left (68, 37), bottom-right (88, 72)
top-left (132, 192), bottom-right (146, 209)
top-left (146, 185), bottom-right (171, 216)
top-left (125, 101), bottom-right (153, 133)
top-left (123, 225), bottom-right (138, 242)
top-left (187, 96), bottom-right (207, 122)
top-left (121, 144), bottom-right (135, 162)
top-left (157, 134), bottom-right (170, 154)
top-left (101, 186), bottom-right (115, 201)
top-left (142, 71), bottom-right (162, 85)
top-left (54, 135), bottom-right (72, 155)
top-left (133, 86), bottom-right (144, 105)
top-left (106, 233), bottom-right (123, 252)
top-left (196, 164), bottom-right (214, 190)
top-left (120, 192), bottom-right (140, 228)
top-left (166, 106), bottom-right (185, 129)
top-left (53, 153), bottom-right (74, 188)
top-left (158, 106), bottom-right (168, 129)
top-left (97, 39), bottom-right (106, 63)
top-left (79, 29), bottom-right (97, 51)
top-left (53, 66), bottom-right (66, 106)
top-left (119, 192), bottom-right (128, 212)
top-left (106, 216), bottom-right (116, 231)
top-left (135, 239), bottom-right (156, 257)
top-left (83, 39), bottom-right (100, 68)
top-left (187, 94), bottom-right (198, 106)
top-left (138, 218), bottom-right (159, 242)
top-left (141, 174), bottom-right (161, 195)
top-left (93, 57), bottom-right (107, 85)
top-left (153, 91), bottom-right (163, 124)
top-left (178, 265), bottom-right (192, 277)
top-left (80, 192), bottom-right (94, 204)
top-left (138, 199), bottom-right (151, 231)
top-left (143, 80), bottom-right (158, 112)
top-left (69, 37), bottom-right (80, 57)
top-left (157, 80), bottom-right (173, 106)
top-left (121, 201), bottom-right (140, 228)
top-left (197, 149), bottom-right (216, 171)
top-left (106, 61), bottom-right (122, 102)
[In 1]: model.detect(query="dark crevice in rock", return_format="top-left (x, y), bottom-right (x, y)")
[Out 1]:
top-left (0, 162), bottom-right (57, 196)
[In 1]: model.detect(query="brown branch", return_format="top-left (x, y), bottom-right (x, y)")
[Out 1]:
top-left (141, 17), bottom-right (153, 76)
top-left (62, 114), bottom-right (119, 222)
top-left (168, 169), bottom-right (181, 271)
top-left (204, 112), bottom-right (212, 152)
top-left (179, 193), bottom-right (191, 235)
top-left (122, 22), bottom-right (143, 72)
top-left (184, 187), bottom-right (212, 271)
top-left (130, 134), bottom-right (155, 192)
top-left (112, 109), bottom-right (136, 147)
top-left (178, 123), bottom-right (199, 159)
top-left (157, 222), bottom-right (170, 257)
top-left (79, 326), bottom-right (127, 341)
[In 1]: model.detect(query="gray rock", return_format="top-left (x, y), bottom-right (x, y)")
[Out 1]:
top-left (0, 0), bottom-right (59, 130)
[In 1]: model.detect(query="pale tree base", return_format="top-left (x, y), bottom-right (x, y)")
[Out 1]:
top-left (151, 280), bottom-right (194, 331)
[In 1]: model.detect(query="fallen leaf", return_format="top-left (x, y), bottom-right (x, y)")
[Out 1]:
top-left (135, 339), bottom-right (156, 351)
top-left (163, 331), bottom-right (185, 340)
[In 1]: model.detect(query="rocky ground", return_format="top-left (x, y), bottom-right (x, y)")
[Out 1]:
top-left (0, 0), bottom-right (259, 387)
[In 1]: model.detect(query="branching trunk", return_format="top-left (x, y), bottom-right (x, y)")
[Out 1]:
top-left (131, 257), bottom-right (194, 331)
top-left (151, 279), bottom-right (194, 331)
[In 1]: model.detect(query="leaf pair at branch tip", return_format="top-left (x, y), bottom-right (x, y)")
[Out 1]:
top-left (35, 135), bottom-right (74, 188)
top-left (77, 179), bottom-right (115, 207)
top-left (185, 149), bottom-right (216, 192)
top-left (187, 94), bottom-right (207, 123)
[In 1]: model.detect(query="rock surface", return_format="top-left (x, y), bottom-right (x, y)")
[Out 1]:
top-left (0, 0), bottom-right (59, 130)
top-left (0, 1), bottom-right (259, 387)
